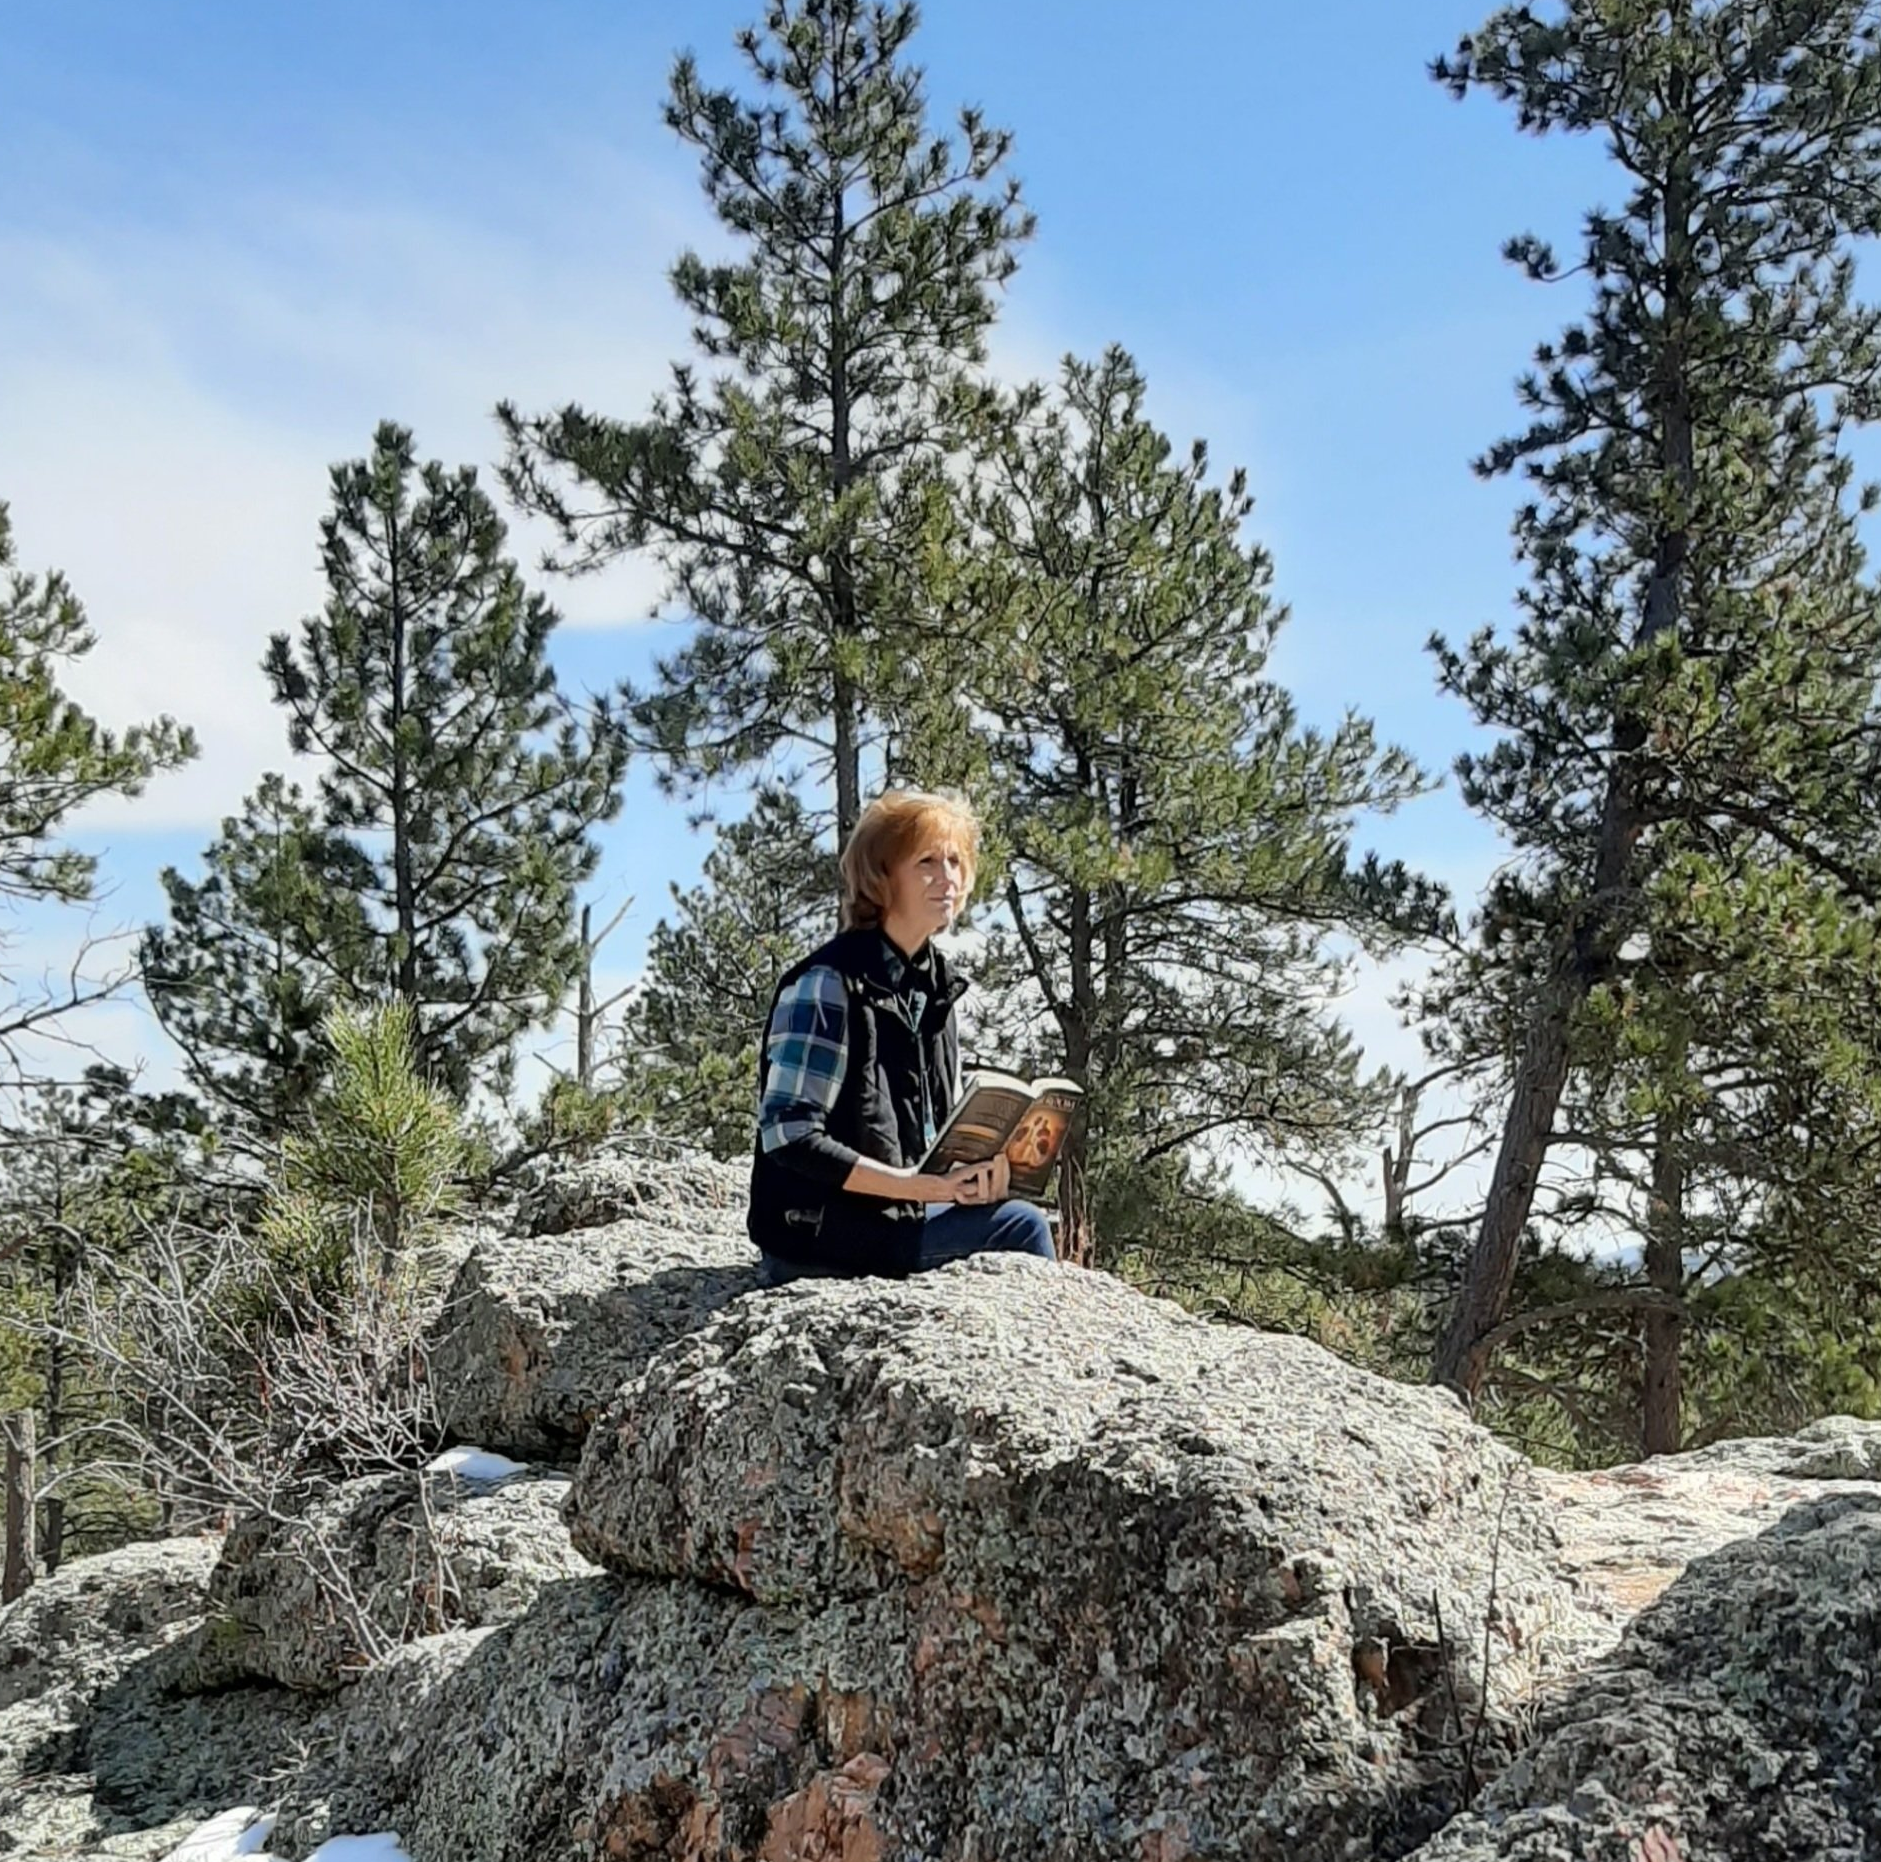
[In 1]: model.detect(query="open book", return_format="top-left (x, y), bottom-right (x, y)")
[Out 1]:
top-left (920, 1072), bottom-right (1085, 1202)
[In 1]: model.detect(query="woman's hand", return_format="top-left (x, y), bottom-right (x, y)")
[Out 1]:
top-left (848, 1155), bottom-right (1013, 1203)
top-left (938, 1153), bottom-right (1011, 1205)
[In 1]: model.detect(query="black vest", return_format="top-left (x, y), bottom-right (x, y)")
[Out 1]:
top-left (747, 928), bottom-right (967, 1277)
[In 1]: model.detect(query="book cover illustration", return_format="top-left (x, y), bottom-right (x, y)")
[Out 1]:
top-left (922, 1073), bottom-right (1084, 1202)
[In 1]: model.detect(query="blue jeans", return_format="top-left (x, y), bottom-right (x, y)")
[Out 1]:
top-left (760, 1200), bottom-right (1055, 1286)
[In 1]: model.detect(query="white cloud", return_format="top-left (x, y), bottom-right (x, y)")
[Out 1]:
top-left (1, 126), bottom-right (1521, 1204)
top-left (0, 148), bottom-right (708, 835)
top-left (1, 359), bottom-right (328, 833)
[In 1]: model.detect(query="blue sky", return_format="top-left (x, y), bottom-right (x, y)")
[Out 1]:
top-left (1, 0), bottom-right (1625, 1193)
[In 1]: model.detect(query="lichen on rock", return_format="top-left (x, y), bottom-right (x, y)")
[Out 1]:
top-left (15, 1151), bottom-right (1881, 1862)
top-left (426, 1154), bottom-right (763, 1464)
top-left (191, 1463), bottom-right (593, 1693)
top-left (1406, 1491), bottom-right (1881, 1861)
top-left (363, 1253), bottom-right (1617, 1859)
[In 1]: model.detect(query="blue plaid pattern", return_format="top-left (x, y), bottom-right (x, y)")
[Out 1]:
top-left (758, 965), bottom-right (852, 1153)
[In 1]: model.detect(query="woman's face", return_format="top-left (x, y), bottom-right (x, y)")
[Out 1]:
top-left (886, 840), bottom-right (968, 939)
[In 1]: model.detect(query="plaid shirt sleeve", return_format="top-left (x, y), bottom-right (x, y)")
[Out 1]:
top-left (758, 965), bottom-right (853, 1159)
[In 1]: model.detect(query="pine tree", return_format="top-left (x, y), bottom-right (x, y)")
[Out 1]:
top-left (0, 502), bottom-right (195, 1077)
top-left (1429, 0), bottom-right (1881, 1401)
top-left (913, 350), bottom-right (1441, 1266)
top-left (613, 787), bottom-right (834, 1157)
top-left (498, 0), bottom-right (1030, 848)
top-left (1571, 842), bottom-right (1881, 1450)
top-left (141, 775), bottom-right (373, 1151)
top-left (259, 423), bottom-right (630, 1102)
top-left (1414, 849), bottom-right (1881, 1455)
top-left (260, 1004), bottom-right (466, 1291)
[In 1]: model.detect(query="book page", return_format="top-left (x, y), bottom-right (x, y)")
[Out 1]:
top-left (922, 1080), bottom-right (1034, 1174)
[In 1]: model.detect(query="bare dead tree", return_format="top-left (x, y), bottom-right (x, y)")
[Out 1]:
top-left (0, 924), bottom-right (145, 1110)
top-left (529, 895), bottom-right (633, 1098)
top-left (571, 897), bottom-right (633, 1092)
top-left (4, 1204), bottom-right (458, 1671)
top-left (3, 1410), bottom-right (34, 1601)
top-left (1381, 1063), bottom-right (1499, 1245)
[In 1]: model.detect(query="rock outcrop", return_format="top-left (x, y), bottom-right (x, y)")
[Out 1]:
top-left (1410, 1492), bottom-right (1881, 1861)
top-left (193, 1462), bottom-right (591, 1693)
top-left (1535, 1411), bottom-right (1881, 1609)
top-left (514, 1151), bottom-right (751, 1241)
top-left (9, 1149), bottom-right (1881, 1862)
top-left (0, 1537), bottom-right (326, 1859)
top-left (285, 1255), bottom-right (1619, 1861)
top-left (427, 1153), bottom-right (761, 1463)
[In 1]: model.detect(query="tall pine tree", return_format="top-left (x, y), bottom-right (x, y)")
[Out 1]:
top-left (498, 0), bottom-right (1030, 848)
top-left (252, 422), bottom-right (629, 1103)
top-left (611, 787), bottom-right (835, 1157)
top-left (913, 350), bottom-right (1441, 1266)
top-left (1413, 831), bottom-right (1881, 1454)
top-left (1429, 0), bottom-right (1881, 1401)
top-left (0, 502), bottom-right (195, 1084)
top-left (1587, 847), bottom-right (1881, 1450)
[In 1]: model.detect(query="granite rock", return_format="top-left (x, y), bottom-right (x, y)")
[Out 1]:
top-left (331, 1256), bottom-right (1619, 1860)
top-left (0, 1537), bottom-right (324, 1859)
top-left (19, 1155), bottom-right (1881, 1862)
top-left (194, 1463), bottom-right (591, 1692)
top-left (1406, 1492), bottom-right (1881, 1862)
top-left (427, 1155), bottom-right (763, 1464)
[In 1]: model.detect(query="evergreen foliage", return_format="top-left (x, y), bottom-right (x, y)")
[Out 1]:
top-left (147, 422), bottom-right (630, 1124)
top-left (260, 1003), bottom-right (465, 1294)
top-left (614, 788), bottom-right (834, 1158)
top-left (498, 0), bottom-right (1031, 846)
top-left (264, 423), bottom-right (630, 1099)
top-left (142, 775), bottom-right (373, 1151)
top-left (1427, 0), bottom-right (1881, 1413)
top-left (0, 502), bottom-right (195, 1078)
top-left (910, 349), bottom-right (1444, 1263)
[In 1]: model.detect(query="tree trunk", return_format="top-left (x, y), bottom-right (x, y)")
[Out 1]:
top-left (825, 96), bottom-right (863, 855)
top-left (269, 804), bottom-right (295, 1143)
top-left (1433, 143), bottom-right (1695, 1403)
top-left (833, 670), bottom-right (861, 850)
top-left (1054, 1127), bottom-right (1095, 1269)
top-left (1382, 1081), bottom-right (1419, 1248)
top-left (39, 1496), bottom-right (61, 1578)
top-left (1059, 878), bottom-right (1100, 1268)
top-left (575, 902), bottom-right (595, 1091)
top-left (1432, 979), bottom-right (1580, 1394)
top-left (1642, 1106), bottom-right (1687, 1456)
top-left (43, 1218), bottom-right (72, 1573)
top-left (4, 1411), bottom-right (35, 1602)
top-left (389, 554), bottom-right (418, 1013)
top-left (42, 1331), bottom-right (65, 1575)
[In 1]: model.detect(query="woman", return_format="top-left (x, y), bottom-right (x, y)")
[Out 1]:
top-left (747, 789), bottom-right (1056, 1282)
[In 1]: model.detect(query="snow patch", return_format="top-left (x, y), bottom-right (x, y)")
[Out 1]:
top-left (306, 1836), bottom-right (412, 1862)
top-left (162, 1810), bottom-right (409, 1862)
top-left (426, 1444), bottom-right (529, 1483)
top-left (161, 1807), bottom-right (276, 1862)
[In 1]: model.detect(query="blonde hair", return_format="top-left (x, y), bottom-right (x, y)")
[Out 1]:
top-left (839, 789), bottom-right (982, 931)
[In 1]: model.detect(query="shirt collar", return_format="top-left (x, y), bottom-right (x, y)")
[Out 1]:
top-left (877, 930), bottom-right (935, 991)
